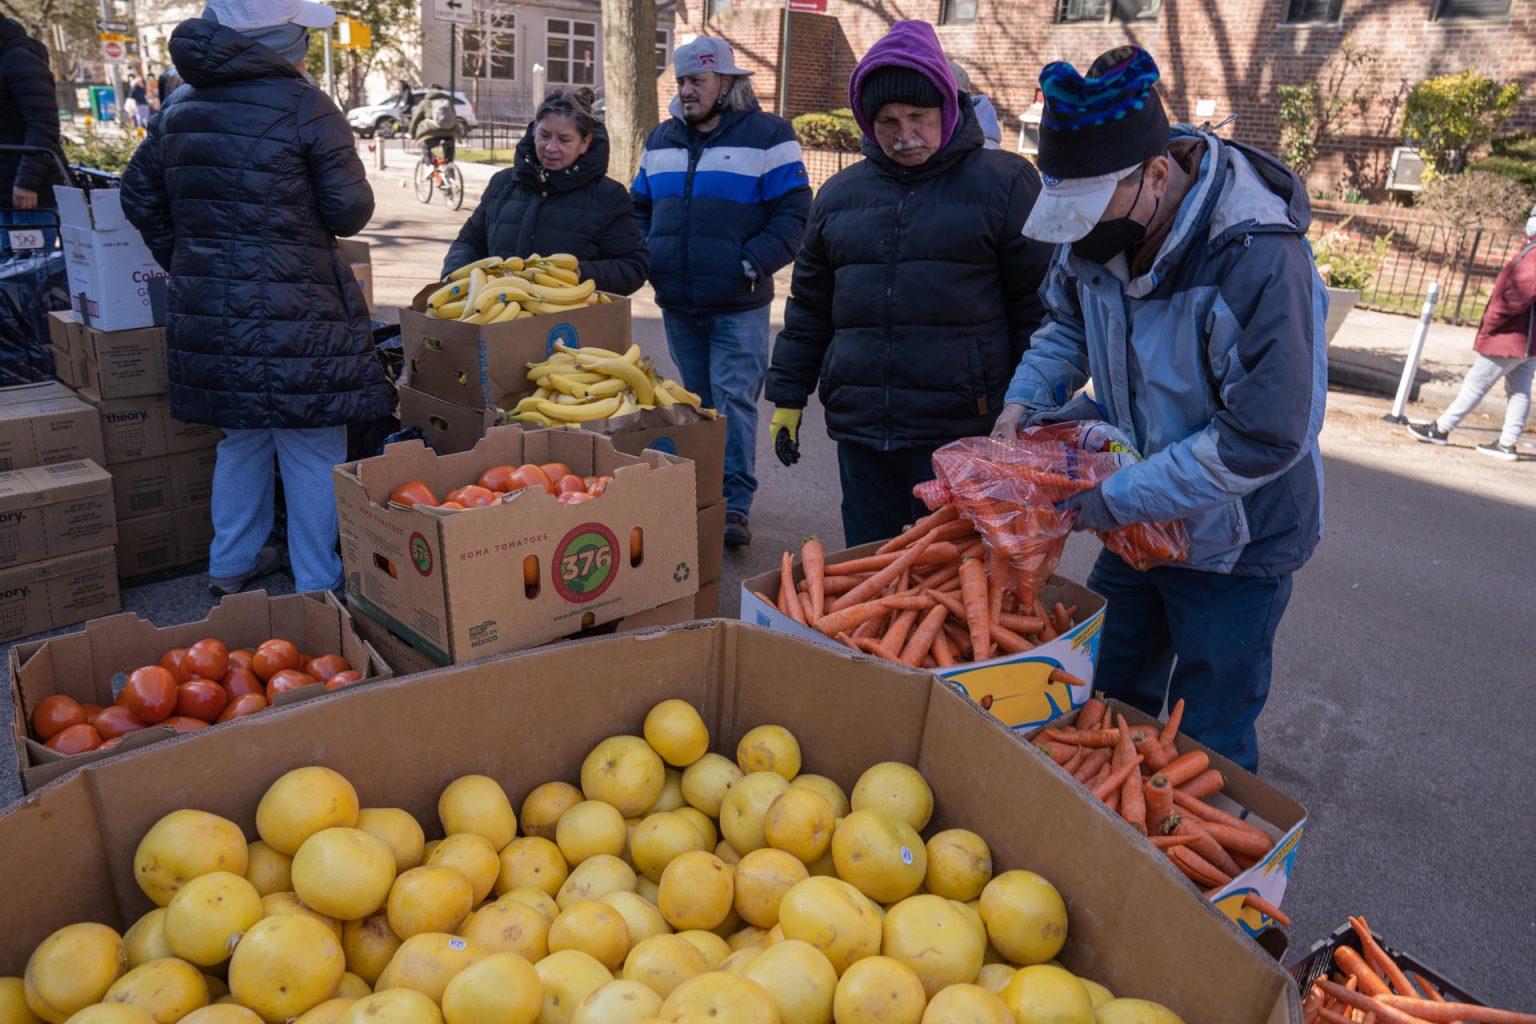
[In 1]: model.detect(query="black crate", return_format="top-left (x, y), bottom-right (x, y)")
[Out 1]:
top-left (1289, 921), bottom-right (1484, 1006)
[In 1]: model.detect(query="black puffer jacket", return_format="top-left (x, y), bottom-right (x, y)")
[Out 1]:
top-left (119, 19), bottom-right (391, 430)
top-left (442, 122), bottom-right (647, 294)
top-left (766, 105), bottom-right (1053, 449)
top-left (0, 18), bottom-right (65, 204)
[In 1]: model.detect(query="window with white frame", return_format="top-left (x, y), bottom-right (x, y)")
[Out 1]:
top-left (547, 18), bottom-right (597, 86)
top-left (655, 29), bottom-right (670, 75)
top-left (462, 7), bottom-right (515, 81)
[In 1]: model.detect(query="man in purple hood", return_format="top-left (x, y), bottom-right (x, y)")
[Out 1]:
top-left (766, 20), bottom-right (1052, 545)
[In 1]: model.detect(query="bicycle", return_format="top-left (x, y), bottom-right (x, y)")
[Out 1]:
top-left (414, 149), bottom-right (464, 211)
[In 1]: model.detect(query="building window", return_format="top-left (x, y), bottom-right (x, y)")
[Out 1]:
top-left (940, 0), bottom-right (978, 23)
top-left (707, 0), bottom-right (730, 16)
top-left (655, 29), bottom-right (670, 75)
top-left (462, 8), bottom-right (515, 81)
top-left (1055, 0), bottom-right (1107, 20)
top-left (1284, 0), bottom-right (1343, 21)
top-left (547, 18), bottom-right (597, 86)
top-left (1054, 0), bottom-right (1160, 20)
top-left (1432, 0), bottom-right (1510, 18)
top-left (1114, 0), bottom-right (1160, 19)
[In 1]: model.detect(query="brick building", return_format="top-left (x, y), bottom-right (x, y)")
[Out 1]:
top-left (663, 0), bottom-right (1536, 195)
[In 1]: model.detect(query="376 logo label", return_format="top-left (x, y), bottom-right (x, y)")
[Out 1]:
top-left (409, 532), bottom-right (433, 576)
top-left (553, 523), bottom-right (619, 602)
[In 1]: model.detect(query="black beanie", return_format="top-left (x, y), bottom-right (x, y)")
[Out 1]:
top-left (1036, 46), bottom-right (1170, 181)
top-left (859, 65), bottom-right (944, 124)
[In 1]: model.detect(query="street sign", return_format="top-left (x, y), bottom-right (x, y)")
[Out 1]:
top-left (432, 0), bottom-right (472, 24)
top-left (335, 18), bottom-right (372, 48)
top-left (95, 18), bottom-right (129, 33)
top-left (100, 39), bottom-right (126, 61)
top-left (786, 0), bottom-right (827, 10)
top-left (98, 32), bottom-right (127, 42)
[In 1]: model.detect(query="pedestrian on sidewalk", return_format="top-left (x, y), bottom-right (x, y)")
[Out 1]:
top-left (632, 37), bottom-right (811, 547)
top-left (766, 20), bottom-right (1051, 547)
top-left (992, 47), bottom-right (1327, 772)
top-left (120, 0), bottom-right (391, 597)
top-left (0, 15), bottom-right (67, 253)
top-left (1407, 215), bottom-right (1536, 461)
top-left (442, 87), bottom-right (647, 294)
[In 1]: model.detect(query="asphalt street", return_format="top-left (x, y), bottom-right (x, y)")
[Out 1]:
top-left (2, 165), bottom-right (1533, 1006)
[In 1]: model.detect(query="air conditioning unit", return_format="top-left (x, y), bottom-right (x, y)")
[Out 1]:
top-left (1017, 102), bottom-right (1043, 156)
top-left (1387, 147), bottom-right (1427, 192)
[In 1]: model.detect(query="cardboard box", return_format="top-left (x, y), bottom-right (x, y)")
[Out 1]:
top-left (694, 579), bottom-right (720, 618)
top-left (0, 381), bottom-right (106, 471)
top-left (0, 460), bottom-right (117, 569)
top-left (0, 546), bottom-right (119, 645)
top-left (8, 590), bottom-right (391, 793)
top-left (46, 311), bottom-right (168, 400)
top-left (397, 385), bottom-right (497, 455)
top-left (337, 238), bottom-right (373, 312)
top-left (697, 499), bottom-right (725, 586)
top-left (85, 390), bottom-right (221, 464)
top-left (335, 425), bottom-right (698, 665)
top-left (115, 503), bottom-right (213, 580)
top-left (0, 622), bottom-right (1303, 1022)
top-left (401, 284), bottom-right (632, 410)
top-left (55, 187), bottom-right (168, 332)
top-left (107, 447), bottom-right (217, 521)
top-left (742, 541), bottom-right (1107, 732)
top-left (1033, 698), bottom-right (1309, 938)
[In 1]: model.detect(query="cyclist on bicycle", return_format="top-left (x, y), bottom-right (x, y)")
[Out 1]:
top-left (410, 84), bottom-right (458, 165)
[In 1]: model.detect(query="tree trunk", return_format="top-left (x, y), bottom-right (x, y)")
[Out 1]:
top-left (600, 0), bottom-right (657, 187)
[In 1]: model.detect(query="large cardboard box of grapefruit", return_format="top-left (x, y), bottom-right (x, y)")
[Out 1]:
top-left (333, 425), bottom-right (698, 665)
top-left (0, 620), bottom-right (1300, 1023)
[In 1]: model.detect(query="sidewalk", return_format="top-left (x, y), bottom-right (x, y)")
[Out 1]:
top-left (1326, 306), bottom-right (1478, 409)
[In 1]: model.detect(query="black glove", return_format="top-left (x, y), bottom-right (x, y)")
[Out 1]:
top-left (1057, 486), bottom-right (1118, 533)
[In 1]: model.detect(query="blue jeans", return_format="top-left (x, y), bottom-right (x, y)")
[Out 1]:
top-left (661, 305), bottom-right (771, 517)
top-left (836, 441), bottom-right (938, 548)
top-left (1086, 547), bottom-right (1294, 773)
top-left (209, 427), bottom-right (348, 592)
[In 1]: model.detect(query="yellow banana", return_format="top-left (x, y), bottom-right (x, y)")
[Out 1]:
top-left (615, 396), bottom-right (641, 417)
top-left (534, 397), bottom-right (623, 422)
top-left (464, 268), bottom-right (487, 315)
top-left (426, 279), bottom-right (470, 309)
top-left (516, 310), bottom-right (536, 319)
top-left (448, 256), bottom-right (503, 280)
top-left (621, 344), bottom-right (642, 365)
top-left (543, 253), bottom-right (580, 271)
top-left (521, 278), bottom-right (596, 305)
top-left (504, 409), bottom-right (554, 427)
top-left (488, 301), bottom-right (522, 323)
top-left (466, 301), bottom-right (507, 325)
top-left (540, 373), bottom-right (590, 398)
top-left (428, 299), bottom-right (467, 319)
top-left (554, 341), bottom-right (620, 360)
top-left (534, 267), bottom-right (580, 287)
top-left (576, 356), bottom-right (654, 405)
top-left (651, 381), bottom-right (677, 407)
top-left (553, 393), bottom-right (585, 405)
top-left (511, 394), bottom-right (545, 413)
top-left (596, 293), bottom-right (612, 304)
top-left (661, 378), bottom-right (704, 407)
top-left (525, 300), bottom-right (592, 315)
top-left (585, 378), bottom-right (627, 398)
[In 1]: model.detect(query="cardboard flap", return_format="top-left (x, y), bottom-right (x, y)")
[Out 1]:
top-left (52, 187), bottom-right (93, 229)
top-left (0, 381), bottom-right (79, 412)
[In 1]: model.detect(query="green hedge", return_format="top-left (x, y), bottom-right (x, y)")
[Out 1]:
top-left (793, 108), bottom-right (861, 153)
top-left (1470, 134), bottom-right (1536, 189)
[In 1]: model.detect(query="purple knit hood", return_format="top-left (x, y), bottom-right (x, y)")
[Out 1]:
top-left (848, 20), bottom-right (960, 148)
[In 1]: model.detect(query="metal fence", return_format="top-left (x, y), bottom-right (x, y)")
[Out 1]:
top-left (1311, 207), bottom-right (1527, 326)
top-left (802, 148), bottom-right (863, 190)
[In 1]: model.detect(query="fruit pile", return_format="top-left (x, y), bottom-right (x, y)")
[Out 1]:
top-left (7, 699), bottom-right (1186, 1024)
top-left (30, 639), bottom-right (361, 757)
top-left (386, 459), bottom-right (614, 511)
top-left (423, 255), bottom-right (612, 324)
top-left (502, 343), bottom-right (709, 428)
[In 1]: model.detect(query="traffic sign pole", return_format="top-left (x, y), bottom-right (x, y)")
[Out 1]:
top-left (97, 0), bottom-right (123, 125)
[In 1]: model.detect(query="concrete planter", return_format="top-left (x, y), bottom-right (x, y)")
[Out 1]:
top-left (1324, 286), bottom-right (1359, 344)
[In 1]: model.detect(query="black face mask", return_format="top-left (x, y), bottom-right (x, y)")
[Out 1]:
top-left (1072, 171), bottom-right (1160, 265)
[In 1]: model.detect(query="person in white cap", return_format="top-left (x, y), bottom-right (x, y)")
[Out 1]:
top-left (121, 0), bottom-right (391, 598)
top-left (631, 36), bottom-right (811, 547)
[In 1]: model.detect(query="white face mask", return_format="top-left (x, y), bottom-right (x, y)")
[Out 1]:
top-left (1525, 216), bottom-right (1536, 237)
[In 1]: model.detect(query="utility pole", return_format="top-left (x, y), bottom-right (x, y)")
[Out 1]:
top-left (449, 23), bottom-right (457, 102)
top-left (324, 25), bottom-right (336, 97)
top-left (97, 0), bottom-right (124, 125)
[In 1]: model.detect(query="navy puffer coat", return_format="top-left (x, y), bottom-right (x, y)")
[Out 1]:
top-left (119, 19), bottom-right (391, 430)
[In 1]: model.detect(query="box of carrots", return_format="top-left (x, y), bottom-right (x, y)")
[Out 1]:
top-left (738, 519), bottom-right (1107, 733)
top-left (1028, 697), bottom-right (1309, 937)
top-left (1290, 917), bottom-right (1493, 1022)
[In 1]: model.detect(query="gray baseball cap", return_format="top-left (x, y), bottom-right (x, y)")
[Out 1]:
top-left (672, 36), bottom-right (753, 77)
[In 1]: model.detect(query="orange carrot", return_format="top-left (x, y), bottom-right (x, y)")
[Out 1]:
top-left (813, 575), bottom-right (867, 596)
top-left (1092, 754), bottom-right (1143, 800)
top-left (1061, 745), bottom-right (1087, 774)
top-left (1113, 714), bottom-right (1136, 771)
top-left (1037, 742), bottom-right (1076, 766)
top-left (880, 608), bottom-right (920, 659)
top-left (1119, 766), bottom-right (1147, 834)
top-left (1315, 1008), bottom-right (1362, 1024)
top-left (1239, 894), bottom-right (1290, 928)
top-left (1377, 996), bottom-right (1536, 1024)
top-left (1147, 834), bottom-right (1199, 849)
top-left (829, 532), bottom-right (939, 613)
top-left (1159, 698), bottom-right (1186, 745)
top-left (814, 600), bottom-right (894, 637)
top-left (958, 557), bottom-right (991, 662)
top-left (894, 604), bottom-right (947, 666)
top-left (1052, 601), bottom-right (1072, 634)
top-left (995, 612), bottom-right (1045, 635)
top-left (1314, 981), bottom-right (1431, 1024)
top-left (1350, 917), bottom-right (1419, 998)
top-left (881, 594), bottom-right (936, 611)
top-left (1173, 818), bottom-right (1241, 877)
top-left (942, 620), bottom-right (971, 659)
top-left (1035, 599), bottom-right (1058, 641)
top-left (1078, 698), bottom-right (1106, 732)
top-left (1143, 738), bottom-right (1178, 772)
top-left (853, 637), bottom-right (900, 661)
top-left (1144, 774), bottom-right (1174, 831)
top-left (752, 590), bottom-right (776, 607)
top-left (877, 505), bottom-right (959, 554)
top-left (1179, 768), bottom-right (1225, 799)
top-left (1333, 948), bottom-right (1392, 998)
top-left (1049, 667), bottom-right (1087, 688)
top-left (929, 623), bottom-right (956, 668)
top-left (824, 543), bottom-right (961, 576)
top-left (1044, 727), bottom-right (1120, 748)
top-left (1196, 819), bottom-right (1275, 858)
top-left (1072, 747), bottom-right (1111, 783)
top-left (851, 614), bottom-right (885, 640)
top-left (1167, 845), bottom-right (1233, 887)
top-left (989, 622), bottom-right (1034, 654)
top-left (781, 552), bottom-right (807, 625)
top-left (1103, 788), bottom-right (1120, 813)
top-left (1160, 750), bottom-right (1211, 787)
top-left (1412, 974), bottom-right (1449, 1006)
top-left (801, 537), bottom-right (826, 622)
top-left (988, 547), bottom-right (1008, 624)
top-left (1171, 790), bottom-right (1272, 843)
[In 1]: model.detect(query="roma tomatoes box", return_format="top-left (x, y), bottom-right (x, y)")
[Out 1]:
top-left (7, 589), bottom-right (392, 794)
top-left (333, 424), bottom-right (698, 665)
top-left (0, 621), bottom-right (1302, 1023)
top-left (740, 540), bottom-right (1107, 733)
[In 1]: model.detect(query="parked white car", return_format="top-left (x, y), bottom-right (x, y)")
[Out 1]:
top-left (347, 89), bottom-right (477, 139)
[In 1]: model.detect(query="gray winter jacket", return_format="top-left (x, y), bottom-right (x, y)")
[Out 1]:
top-left (1004, 128), bottom-right (1327, 577)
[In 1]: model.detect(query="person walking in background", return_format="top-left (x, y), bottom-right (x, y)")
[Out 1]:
top-left (0, 14), bottom-right (66, 250)
top-left (443, 87), bottom-right (646, 294)
top-left (121, 0), bottom-right (391, 597)
top-left (395, 76), bottom-right (413, 117)
top-left (632, 37), bottom-right (811, 547)
top-left (1407, 213), bottom-right (1536, 461)
top-left (128, 74), bottom-right (151, 127)
top-left (947, 58), bottom-right (1002, 150)
top-left (767, 20), bottom-right (1051, 546)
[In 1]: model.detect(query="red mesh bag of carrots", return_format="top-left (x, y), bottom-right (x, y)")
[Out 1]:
top-left (912, 422), bottom-right (1189, 605)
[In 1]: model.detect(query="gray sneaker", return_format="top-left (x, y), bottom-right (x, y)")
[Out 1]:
top-left (209, 545), bottom-right (282, 598)
top-left (1476, 441), bottom-right (1519, 461)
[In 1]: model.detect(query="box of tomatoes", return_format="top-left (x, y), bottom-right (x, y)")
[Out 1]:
top-left (7, 589), bottom-right (392, 794)
top-left (333, 424), bottom-right (699, 666)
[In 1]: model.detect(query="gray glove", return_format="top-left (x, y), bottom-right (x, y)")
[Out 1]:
top-left (1057, 486), bottom-right (1118, 533)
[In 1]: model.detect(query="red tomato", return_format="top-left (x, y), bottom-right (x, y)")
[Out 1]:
top-left (540, 462), bottom-right (573, 484)
top-left (216, 693), bottom-right (268, 723)
top-left (325, 671), bottom-right (364, 691)
top-left (90, 706), bottom-right (146, 740)
top-left (222, 667), bottom-right (263, 699)
top-left (183, 639), bottom-right (230, 681)
top-left (251, 640), bottom-right (302, 682)
top-left (160, 716), bottom-right (209, 734)
top-left (228, 649), bottom-right (255, 672)
top-left (46, 724), bottom-right (102, 755)
top-left (99, 736), bottom-right (123, 751)
top-left (477, 465), bottom-right (519, 492)
top-left (556, 474), bottom-right (587, 496)
top-left (159, 648), bottom-right (191, 683)
top-left (121, 666), bottom-right (178, 723)
top-left (437, 501), bottom-right (466, 510)
top-left (559, 491), bottom-right (595, 505)
top-left (585, 475), bottom-right (613, 497)
top-left (508, 464), bottom-right (554, 495)
top-left (389, 480), bottom-right (439, 507)
top-left (81, 703), bottom-right (104, 724)
top-left (303, 654), bottom-right (352, 682)
top-left (445, 485), bottom-right (497, 509)
top-left (176, 681), bottom-right (229, 723)
top-left (266, 669), bottom-right (317, 700)
top-left (31, 694), bottom-right (85, 741)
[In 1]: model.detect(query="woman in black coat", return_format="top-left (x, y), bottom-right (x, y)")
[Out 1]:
top-left (121, 6), bottom-right (391, 596)
top-left (442, 88), bottom-right (647, 294)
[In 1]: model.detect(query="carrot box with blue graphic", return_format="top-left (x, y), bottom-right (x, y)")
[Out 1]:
top-left (739, 539), bottom-right (1107, 732)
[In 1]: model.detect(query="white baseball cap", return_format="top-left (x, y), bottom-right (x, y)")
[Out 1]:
top-left (1023, 162), bottom-right (1142, 244)
top-left (204, 0), bottom-right (336, 31)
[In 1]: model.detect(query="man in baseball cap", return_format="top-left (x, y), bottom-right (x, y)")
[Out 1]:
top-left (994, 45), bottom-right (1328, 772)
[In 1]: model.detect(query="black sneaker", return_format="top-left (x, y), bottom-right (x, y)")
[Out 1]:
top-left (1406, 421), bottom-right (1449, 445)
top-left (1476, 441), bottom-right (1519, 462)
top-left (724, 511), bottom-right (751, 547)
top-left (209, 546), bottom-right (282, 598)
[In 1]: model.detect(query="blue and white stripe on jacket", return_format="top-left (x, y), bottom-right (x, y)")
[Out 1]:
top-left (632, 106), bottom-right (811, 314)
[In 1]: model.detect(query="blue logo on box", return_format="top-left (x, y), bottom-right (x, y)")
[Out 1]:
top-left (648, 437), bottom-right (678, 455)
top-left (545, 323), bottom-right (578, 355)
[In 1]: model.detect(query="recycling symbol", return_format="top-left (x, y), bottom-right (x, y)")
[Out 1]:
top-left (673, 562), bottom-right (691, 583)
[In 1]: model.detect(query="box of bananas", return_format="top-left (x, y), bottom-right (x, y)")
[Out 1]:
top-left (501, 342), bottom-right (717, 428)
top-left (421, 253), bottom-right (612, 323)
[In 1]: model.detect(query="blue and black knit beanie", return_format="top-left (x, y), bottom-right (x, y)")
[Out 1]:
top-left (1036, 46), bottom-right (1169, 181)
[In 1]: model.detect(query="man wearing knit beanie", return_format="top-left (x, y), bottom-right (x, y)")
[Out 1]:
top-left (993, 46), bottom-right (1328, 772)
top-left (767, 20), bottom-right (1053, 545)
